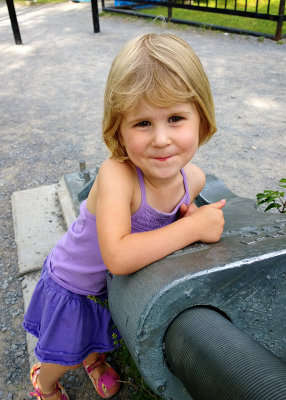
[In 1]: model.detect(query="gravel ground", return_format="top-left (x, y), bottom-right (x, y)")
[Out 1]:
top-left (0, 2), bottom-right (285, 399)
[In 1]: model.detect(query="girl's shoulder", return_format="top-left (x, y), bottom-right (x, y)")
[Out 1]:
top-left (183, 162), bottom-right (206, 202)
top-left (87, 159), bottom-right (138, 213)
top-left (98, 158), bottom-right (137, 183)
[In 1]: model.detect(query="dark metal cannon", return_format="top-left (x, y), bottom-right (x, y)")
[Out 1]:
top-left (62, 167), bottom-right (286, 399)
top-left (107, 176), bottom-right (286, 399)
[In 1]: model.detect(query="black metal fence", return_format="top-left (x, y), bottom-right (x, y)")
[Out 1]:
top-left (6, 0), bottom-right (22, 44)
top-left (102, 0), bottom-right (286, 40)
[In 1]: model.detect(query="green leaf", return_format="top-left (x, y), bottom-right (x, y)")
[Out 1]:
top-left (257, 179), bottom-right (286, 213)
top-left (264, 203), bottom-right (281, 212)
top-left (258, 198), bottom-right (267, 203)
top-left (268, 191), bottom-right (279, 196)
top-left (263, 196), bottom-right (278, 203)
top-left (279, 179), bottom-right (286, 189)
top-left (263, 190), bottom-right (276, 194)
top-left (257, 198), bottom-right (268, 205)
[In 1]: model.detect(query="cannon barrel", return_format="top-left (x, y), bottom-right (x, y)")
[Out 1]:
top-left (165, 307), bottom-right (286, 400)
top-left (108, 176), bottom-right (286, 399)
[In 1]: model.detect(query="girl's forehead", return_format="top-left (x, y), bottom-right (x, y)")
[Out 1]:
top-left (123, 80), bottom-right (194, 110)
top-left (123, 100), bottom-right (197, 120)
top-left (125, 96), bottom-right (187, 113)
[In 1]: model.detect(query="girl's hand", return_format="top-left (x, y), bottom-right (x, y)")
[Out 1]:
top-left (189, 199), bottom-right (226, 243)
top-left (179, 202), bottom-right (198, 218)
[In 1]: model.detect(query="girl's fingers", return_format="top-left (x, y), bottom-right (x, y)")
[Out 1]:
top-left (211, 199), bottom-right (226, 209)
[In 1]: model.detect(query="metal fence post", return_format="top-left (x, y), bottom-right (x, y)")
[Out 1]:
top-left (275, 0), bottom-right (285, 40)
top-left (6, 0), bottom-right (22, 44)
top-left (91, 0), bottom-right (100, 33)
top-left (168, 2), bottom-right (172, 21)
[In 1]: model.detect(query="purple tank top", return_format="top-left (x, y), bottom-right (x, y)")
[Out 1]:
top-left (48, 167), bottom-right (190, 295)
top-left (131, 167), bottom-right (190, 232)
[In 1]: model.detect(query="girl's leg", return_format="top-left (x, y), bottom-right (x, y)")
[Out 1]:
top-left (84, 352), bottom-right (108, 378)
top-left (36, 362), bottom-right (81, 400)
top-left (83, 352), bottom-right (121, 397)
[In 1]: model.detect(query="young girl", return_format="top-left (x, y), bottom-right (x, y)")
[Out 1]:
top-left (24, 32), bottom-right (225, 400)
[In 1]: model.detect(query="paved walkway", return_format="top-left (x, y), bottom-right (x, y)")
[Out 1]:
top-left (0, 1), bottom-right (285, 399)
top-left (1, 1), bottom-right (285, 197)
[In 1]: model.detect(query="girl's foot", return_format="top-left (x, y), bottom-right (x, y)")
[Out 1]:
top-left (83, 353), bottom-right (121, 398)
top-left (30, 363), bottom-right (69, 400)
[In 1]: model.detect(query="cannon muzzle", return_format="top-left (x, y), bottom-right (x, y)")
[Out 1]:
top-left (165, 307), bottom-right (286, 399)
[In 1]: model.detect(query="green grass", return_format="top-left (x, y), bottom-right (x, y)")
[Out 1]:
top-left (121, 0), bottom-right (284, 38)
top-left (180, 0), bottom-right (281, 14)
top-left (113, 342), bottom-right (162, 399)
top-left (136, 5), bottom-right (286, 36)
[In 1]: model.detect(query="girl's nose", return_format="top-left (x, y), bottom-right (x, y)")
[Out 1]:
top-left (152, 127), bottom-right (171, 147)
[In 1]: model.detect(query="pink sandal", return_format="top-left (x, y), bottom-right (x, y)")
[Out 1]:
top-left (83, 353), bottom-right (121, 398)
top-left (30, 363), bottom-right (69, 400)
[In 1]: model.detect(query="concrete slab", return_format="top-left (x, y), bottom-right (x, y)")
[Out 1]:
top-left (57, 177), bottom-right (77, 229)
top-left (21, 272), bottom-right (41, 367)
top-left (12, 182), bottom-right (71, 367)
top-left (60, 168), bottom-right (99, 216)
top-left (11, 184), bottom-right (66, 275)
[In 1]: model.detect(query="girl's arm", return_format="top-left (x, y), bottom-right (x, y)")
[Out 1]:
top-left (178, 162), bottom-right (205, 218)
top-left (88, 159), bottom-right (225, 275)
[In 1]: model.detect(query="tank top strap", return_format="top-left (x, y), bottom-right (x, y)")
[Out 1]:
top-left (181, 168), bottom-right (191, 204)
top-left (136, 167), bottom-right (147, 205)
top-left (136, 166), bottom-right (190, 206)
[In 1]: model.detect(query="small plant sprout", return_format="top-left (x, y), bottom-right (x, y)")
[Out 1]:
top-left (256, 178), bottom-right (286, 213)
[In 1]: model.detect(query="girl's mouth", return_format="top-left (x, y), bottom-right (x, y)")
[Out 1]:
top-left (154, 156), bottom-right (172, 161)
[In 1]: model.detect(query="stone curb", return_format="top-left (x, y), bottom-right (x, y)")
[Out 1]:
top-left (12, 179), bottom-right (75, 366)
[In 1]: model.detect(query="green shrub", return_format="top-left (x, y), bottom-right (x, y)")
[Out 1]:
top-left (256, 178), bottom-right (286, 213)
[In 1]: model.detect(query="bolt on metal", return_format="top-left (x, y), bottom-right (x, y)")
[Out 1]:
top-left (84, 170), bottom-right (91, 183)
top-left (78, 160), bottom-right (86, 180)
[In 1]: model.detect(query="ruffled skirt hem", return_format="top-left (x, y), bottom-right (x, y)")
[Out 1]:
top-left (23, 263), bottom-right (121, 366)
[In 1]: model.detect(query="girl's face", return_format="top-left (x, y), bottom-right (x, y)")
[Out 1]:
top-left (119, 100), bottom-right (200, 183)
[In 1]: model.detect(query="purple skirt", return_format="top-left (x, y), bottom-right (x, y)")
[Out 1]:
top-left (23, 262), bottom-right (121, 366)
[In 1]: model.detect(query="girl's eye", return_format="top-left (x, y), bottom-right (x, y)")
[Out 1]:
top-left (169, 116), bottom-right (183, 123)
top-left (135, 121), bottom-right (151, 127)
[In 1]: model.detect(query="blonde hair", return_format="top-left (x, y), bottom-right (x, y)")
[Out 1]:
top-left (102, 33), bottom-right (216, 161)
